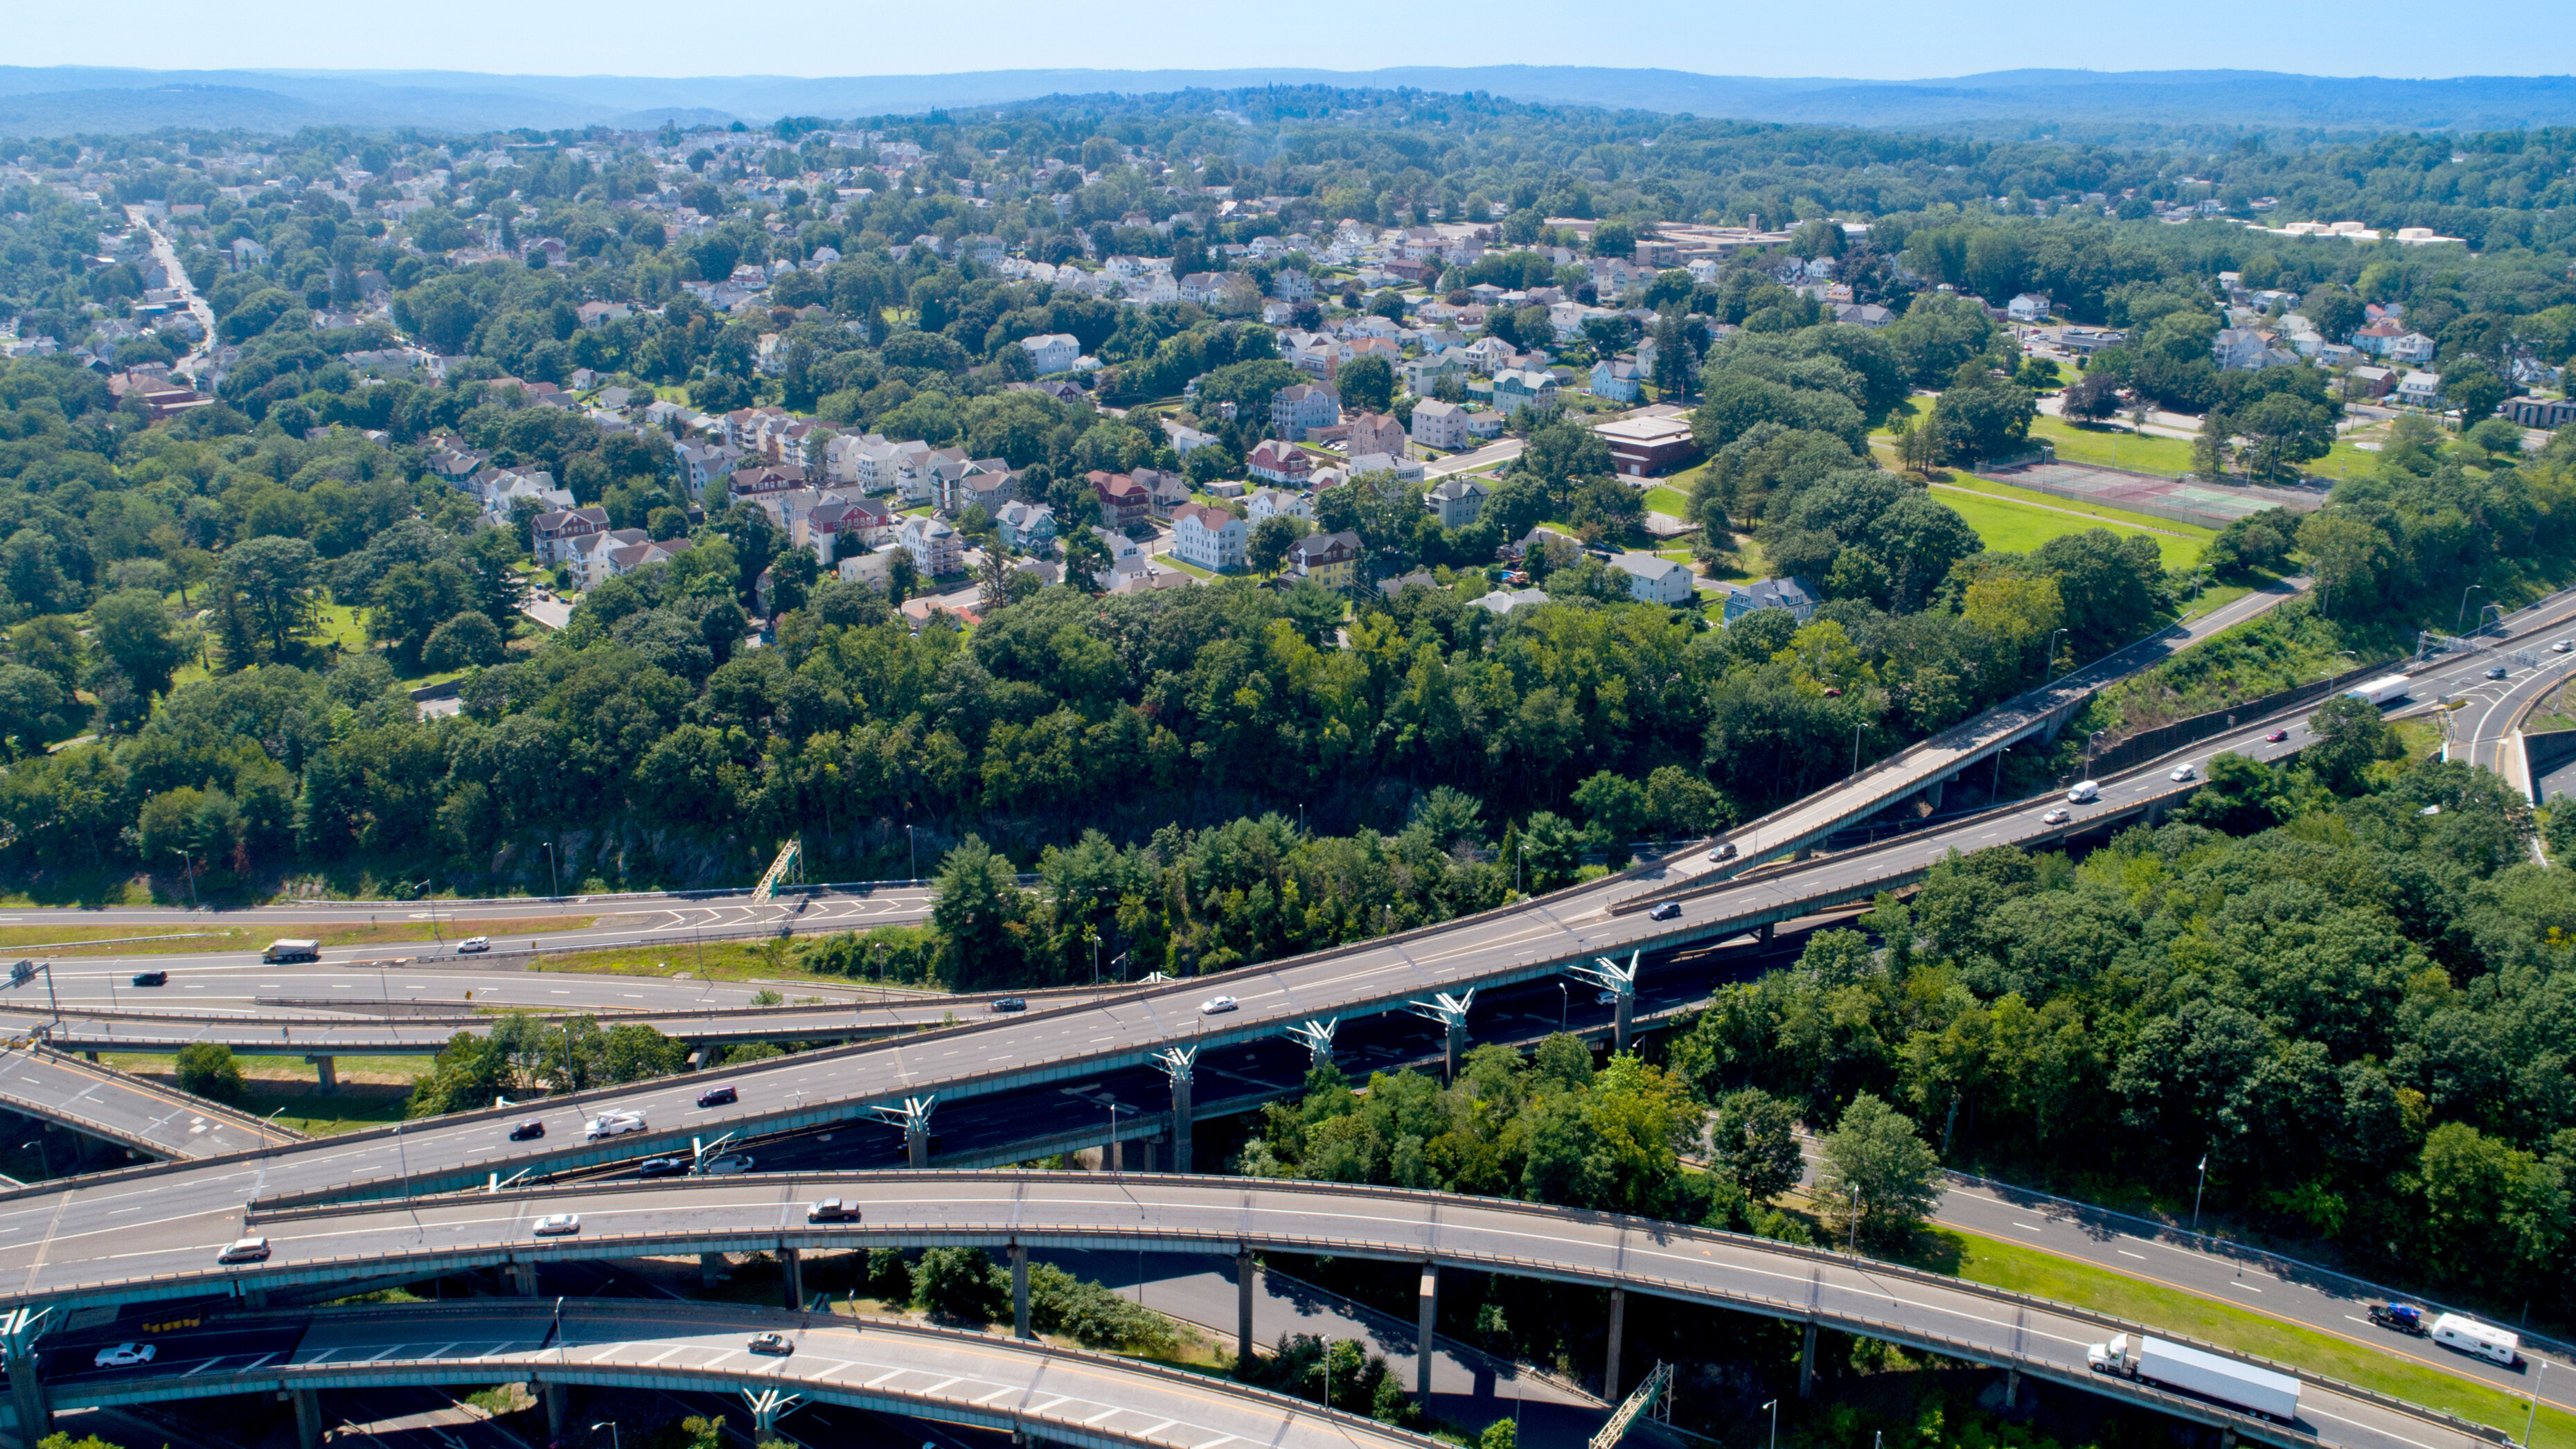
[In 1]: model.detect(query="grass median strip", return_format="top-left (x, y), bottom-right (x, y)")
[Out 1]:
top-left (0, 916), bottom-right (600, 957)
top-left (1898, 1225), bottom-right (2574, 1449)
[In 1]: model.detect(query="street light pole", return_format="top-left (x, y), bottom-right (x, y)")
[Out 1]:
top-left (2192, 1153), bottom-right (2209, 1233)
top-left (1991, 745), bottom-right (2011, 803)
top-left (592, 1424), bottom-right (621, 1449)
top-left (2459, 585), bottom-right (2484, 634)
top-left (543, 841), bottom-right (560, 900)
top-left (175, 849), bottom-right (197, 909)
top-left (2045, 628), bottom-right (2068, 679)
top-left (1764, 1399), bottom-right (1779, 1449)
top-left (1851, 722), bottom-right (1863, 776)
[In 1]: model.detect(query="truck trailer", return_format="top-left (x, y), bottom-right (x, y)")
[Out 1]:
top-left (2344, 674), bottom-right (2413, 707)
top-left (2088, 1334), bottom-right (2302, 1422)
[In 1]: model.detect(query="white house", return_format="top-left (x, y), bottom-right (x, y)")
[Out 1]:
top-left (2007, 293), bottom-right (2053, 323)
top-left (1410, 399), bottom-right (1469, 450)
top-left (1019, 333), bottom-right (1082, 374)
top-left (1610, 552), bottom-right (1696, 605)
top-left (897, 515), bottom-right (963, 577)
top-left (1245, 487), bottom-right (1313, 525)
top-left (1168, 503), bottom-right (1247, 571)
top-left (2396, 370), bottom-right (2444, 407)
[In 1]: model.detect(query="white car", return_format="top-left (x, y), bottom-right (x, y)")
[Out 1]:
top-left (2041, 807), bottom-right (2072, 826)
top-left (2555, 641), bottom-right (2572, 653)
top-left (532, 1213), bottom-right (580, 1236)
top-left (217, 1236), bottom-right (270, 1264)
top-left (456, 936), bottom-right (490, 954)
top-left (583, 1112), bottom-right (646, 1141)
top-left (2169, 764), bottom-right (2196, 782)
top-left (93, 1342), bottom-right (155, 1369)
top-left (700, 1153), bottom-right (754, 1175)
top-left (1199, 996), bottom-right (1238, 1015)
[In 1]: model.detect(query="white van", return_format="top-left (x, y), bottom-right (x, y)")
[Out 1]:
top-left (2431, 1313), bottom-right (2521, 1367)
top-left (2066, 781), bottom-right (2100, 804)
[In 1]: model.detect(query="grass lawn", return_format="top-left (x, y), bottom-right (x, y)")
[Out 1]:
top-left (2028, 416), bottom-right (2199, 476)
top-left (1643, 485), bottom-right (1691, 516)
top-left (1702, 535), bottom-right (1769, 585)
top-left (0, 915), bottom-right (599, 957)
top-left (1897, 1226), bottom-right (2576, 1449)
top-left (2528, 678), bottom-right (2576, 735)
top-left (1157, 555), bottom-right (1218, 580)
top-left (530, 940), bottom-right (912, 995)
top-left (1933, 487), bottom-right (2205, 572)
top-left (1941, 474), bottom-right (2219, 544)
top-left (2306, 436), bottom-right (2386, 483)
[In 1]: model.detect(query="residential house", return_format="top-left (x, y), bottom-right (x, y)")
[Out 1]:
top-left (2007, 293), bottom-right (2053, 323)
top-left (797, 496), bottom-right (895, 565)
top-left (601, 535), bottom-right (692, 586)
top-left (1596, 415), bottom-right (1700, 477)
top-left (1245, 487), bottom-right (1313, 526)
top-left (1019, 333), bottom-right (1082, 375)
top-left (1272, 269), bottom-right (1315, 301)
top-left (2212, 329), bottom-right (2296, 371)
top-left (1347, 452), bottom-right (1425, 482)
top-left (1725, 576), bottom-right (1820, 625)
top-left (1089, 470), bottom-right (1153, 527)
top-left (560, 528), bottom-right (646, 589)
top-left (1169, 503), bottom-right (1247, 571)
top-left (1162, 419), bottom-right (1221, 455)
top-left (532, 505), bottom-right (611, 566)
top-left (480, 468), bottom-right (572, 526)
top-left (1610, 552), bottom-right (1696, 605)
top-left (728, 463), bottom-right (808, 507)
top-left (1342, 410), bottom-right (1405, 459)
top-left (2390, 332), bottom-right (2437, 366)
top-left (1492, 368), bottom-right (1561, 418)
top-left (993, 500), bottom-right (1058, 553)
top-left (2345, 366), bottom-right (2397, 400)
top-left (897, 515), bottom-right (964, 577)
top-left (1135, 467), bottom-right (1195, 519)
top-left (1410, 399), bottom-right (1471, 450)
top-left (1425, 477), bottom-right (1489, 529)
top-left (1089, 526), bottom-right (1148, 589)
top-left (1271, 382), bottom-right (1341, 442)
top-left (1246, 439), bottom-right (1315, 486)
top-left (1288, 531), bottom-right (1361, 589)
top-left (1832, 303), bottom-right (1893, 330)
top-left (1590, 357), bottom-right (1642, 402)
top-left (1473, 587), bottom-right (1550, 616)
top-left (2396, 371), bottom-right (2444, 407)
top-left (2352, 319), bottom-right (2406, 357)
top-left (1404, 350), bottom-right (1471, 397)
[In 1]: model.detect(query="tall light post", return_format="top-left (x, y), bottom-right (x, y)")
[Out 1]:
top-left (1764, 1398), bottom-right (1779, 1449)
top-left (2459, 585), bottom-right (2485, 634)
top-left (1991, 745), bottom-right (2011, 803)
top-left (2044, 628), bottom-right (2068, 679)
top-left (2191, 1153), bottom-right (2209, 1233)
top-left (19, 1137), bottom-right (49, 1180)
top-left (2523, 1358), bottom-right (2548, 1448)
top-left (173, 848), bottom-right (198, 909)
top-left (591, 1424), bottom-right (621, 1449)
top-left (1557, 981), bottom-right (1567, 1033)
top-left (907, 824), bottom-right (917, 881)
top-left (1851, 721), bottom-right (1864, 776)
top-left (542, 841), bottom-right (560, 899)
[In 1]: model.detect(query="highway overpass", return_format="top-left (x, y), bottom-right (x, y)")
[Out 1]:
top-left (0, 1171), bottom-right (2516, 1449)
top-left (21, 1298), bottom-right (1426, 1449)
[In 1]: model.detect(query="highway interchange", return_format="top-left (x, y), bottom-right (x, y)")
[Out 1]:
top-left (5, 582), bottom-right (2576, 1449)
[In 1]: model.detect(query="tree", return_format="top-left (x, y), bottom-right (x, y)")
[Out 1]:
top-left (1709, 1088), bottom-right (1805, 1200)
top-left (912, 1245), bottom-right (1008, 1321)
top-left (931, 835), bottom-right (1031, 990)
top-left (219, 535), bottom-right (321, 663)
top-left (1338, 355), bottom-right (1395, 414)
top-left (2304, 694), bottom-right (2397, 793)
top-left (2192, 409), bottom-right (2235, 481)
top-left (175, 1042), bottom-right (247, 1105)
top-left (90, 589), bottom-right (183, 700)
top-left (2061, 371), bottom-right (2120, 424)
top-left (2302, 288), bottom-right (2365, 345)
top-left (1812, 1092), bottom-right (1940, 1246)
top-left (2441, 364), bottom-right (2508, 429)
top-left (1247, 515), bottom-right (1302, 576)
top-left (2235, 393), bottom-right (2334, 481)
top-left (423, 612), bottom-right (505, 672)
top-left (1929, 368), bottom-right (2036, 464)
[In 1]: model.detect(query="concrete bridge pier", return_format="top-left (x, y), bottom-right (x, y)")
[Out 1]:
top-left (305, 1055), bottom-right (337, 1094)
top-left (292, 1386), bottom-right (321, 1449)
top-left (1798, 1319), bottom-right (1819, 1398)
top-left (543, 1380), bottom-right (567, 1440)
top-left (1236, 1247), bottom-right (1255, 1369)
top-left (1416, 1264), bottom-right (1439, 1399)
top-left (6, 1342), bottom-right (49, 1440)
top-left (699, 1251), bottom-right (727, 1288)
top-left (780, 1247), bottom-right (803, 1310)
top-left (1604, 1286), bottom-right (1626, 1400)
top-left (508, 1261), bottom-right (538, 1296)
top-left (1011, 1243), bottom-right (1030, 1338)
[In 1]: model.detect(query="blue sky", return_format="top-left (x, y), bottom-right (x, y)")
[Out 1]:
top-left (17, 0), bottom-right (2574, 80)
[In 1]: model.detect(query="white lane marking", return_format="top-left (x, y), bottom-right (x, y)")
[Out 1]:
top-left (2117, 1250), bottom-right (2146, 1260)
top-left (1134, 1421), bottom-right (1175, 1438)
top-left (923, 1376), bottom-right (961, 1394)
top-left (2302, 1405), bottom-right (2442, 1449)
top-left (2228, 1281), bottom-right (2262, 1293)
top-left (1082, 1406), bottom-right (1123, 1425)
top-left (2012, 1223), bottom-right (2042, 1234)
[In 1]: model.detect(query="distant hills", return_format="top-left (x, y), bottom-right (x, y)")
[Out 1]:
top-left (0, 64), bottom-right (2571, 138)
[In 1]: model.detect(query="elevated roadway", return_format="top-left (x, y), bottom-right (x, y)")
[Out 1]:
top-left (0, 1172), bottom-right (2519, 1449)
top-left (0, 1046), bottom-right (299, 1162)
top-left (23, 1298), bottom-right (1422, 1449)
top-left (0, 588), bottom-right (2557, 1216)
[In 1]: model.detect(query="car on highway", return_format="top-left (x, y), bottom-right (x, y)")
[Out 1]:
top-left (2557, 641), bottom-right (2573, 654)
top-left (1199, 995), bottom-right (1238, 1015)
top-left (700, 1153), bottom-right (754, 1175)
top-left (807, 1198), bottom-right (860, 1223)
top-left (2169, 764), bottom-right (2196, 782)
top-left (637, 1156), bottom-right (689, 1179)
top-left (2487, 666), bottom-right (2510, 679)
top-left (531, 1213), bottom-right (580, 1236)
top-left (2265, 729), bottom-right (2290, 743)
top-left (217, 1236), bottom-right (270, 1264)
top-left (508, 1119), bottom-right (545, 1141)
top-left (130, 970), bottom-right (166, 987)
top-left (2066, 781), bottom-right (2099, 803)
top-left (456, 936), bottom-right (490, 954)
top-left (989, 997), bottom-right (1027, 1013)
top-left (1706, 842), bottom-right (1738, 862)
top-left (92, 1343), bottom-right (156, 1369)
top-left (695, 1085), bottom-right (738, 1108)
top-left (583, 1111), bottom-right (646, 1141)
top-left (1647, 901), bottom-right (1682, 921)
top-left (2042, 807), bottom-right (2072, 826)
top-left (749, 1333), bottom-right (792, 1356)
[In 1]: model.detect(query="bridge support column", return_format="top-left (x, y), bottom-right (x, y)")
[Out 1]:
top-left (1170, 1076), bottom-right (1192, 1171)
top-left (509, 1261), bottom-right (538, 1296)
top-left (1604, 1286), bottom-right (1625, 1401)
top-left (1613, 993), bottom-right (1633, 1054)
top-left (700, 1251), bottom-right (727, 1288)
top-left (780, 1247), bottom-right (803, 1310)
top-left (82, 1051), bottom-right (97, 1063)
top-left (1139, 1137), bottom-right (1157, 1173)
top-left (292, 1386), bottom-right (322, 1449)
top-left (543, 1380), bottom-right (567, 1440)
top-left (1011, 1243), bottom-right (1031, 1339)
top-left (689, 1043), bottom-right (710, 1071)
top-left (907, 1120), bottom-right (928, 1168)
top-left (1798, 1320), bottom-right (1818, 1398)
top-left (1236, 1247), bottom-right (1255, 1370)
top-left (2004, 1367), bottom-right (2021, 1410)
top-left (6, 1343), bottom-right (48, 1440)
top-left (1416, 1264), bottom-right (1439, 1400)
top-left (306, 1054), bottom-right (337, 1094)
top-left (1755, 922), bottom-right (1775, 945)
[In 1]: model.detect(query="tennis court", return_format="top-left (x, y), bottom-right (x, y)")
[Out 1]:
top-left (1985, 460), bottom-right (2322, 530)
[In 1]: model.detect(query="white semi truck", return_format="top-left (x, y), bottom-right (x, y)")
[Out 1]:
top-left (2088, 1334), bottom-right (2301, 1422)
top-left (2344, 674), bottom-right (2414, 707)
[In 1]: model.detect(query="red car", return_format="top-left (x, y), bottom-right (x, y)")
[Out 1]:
top-left (2264, 729), bottom-right (2289, 743)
